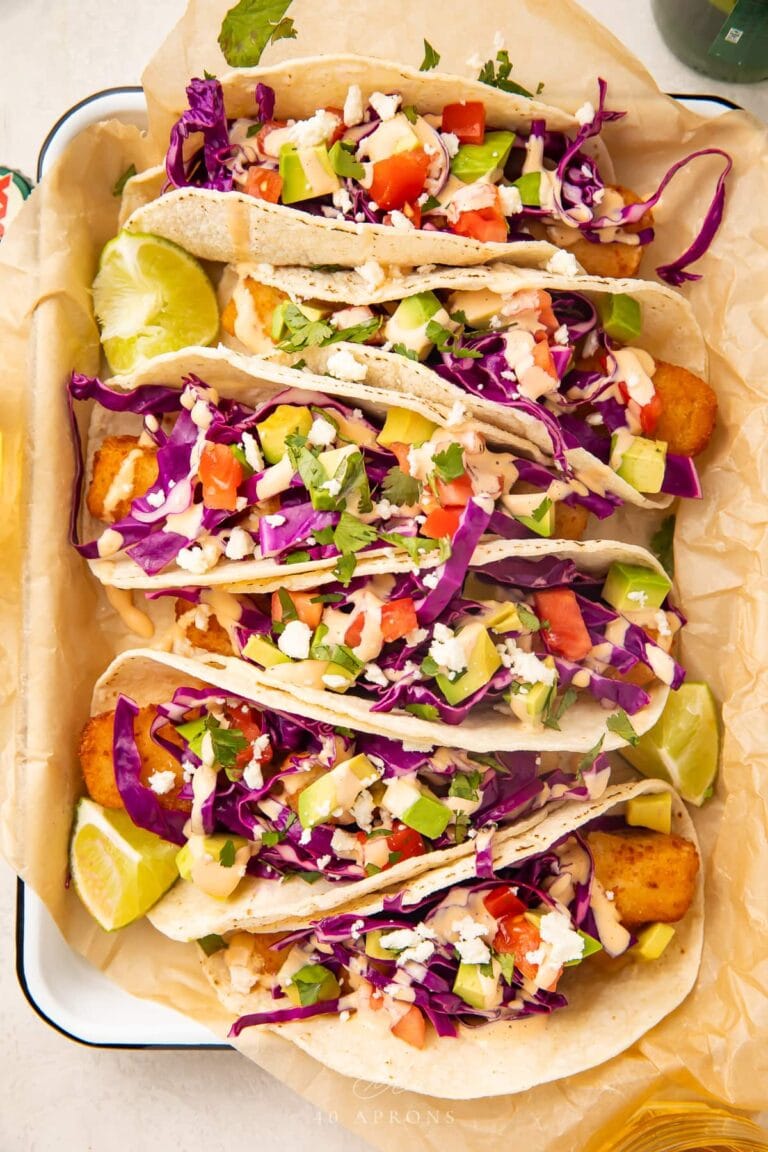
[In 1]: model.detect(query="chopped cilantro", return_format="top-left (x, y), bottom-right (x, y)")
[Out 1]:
top-left (382, 466), bottom-right (420, 507)
top-left (420, 654), bottom-right (440, 678)
top-left (578, 735), bottom-right (605, 773)
top-left (477, 50), bottom-right (534, 98)
top-left (426, 318), bottom-right (482, 360)
top-left (218, 0), bottom-right (295, 67)
top-left (449, 770), bottom-right (482, 801)
top-left (310, 591), bottom-right (345, 605)
top-left (402, 105), bottom-right (419, 124)
top-left (285, 550), bottom-right (312, 564)
top-left (197, 934), bottom-right (227, 956)
top-left (650, 515), bottom-right (676, 578)
top-left (334, 553), bottom-right (358, 586)
top-left (607, 708), bottom-right (639, 746)
top-left (419, 39), bottom-right (441, 71)
top-left (365, 863), bottom-right (382, 877)
top-left (291, 963), bottom-right (333, 1005)
top-left (269, 15), bottom-right (297, 42)
top-left (432, 442), bottom-right (465, 483)
top-left (391, 342), bottom-right (419, 361)
top-left (420, 195), bottom-right (441, 212)
top-left (246, 121), bottom-right (263, 138)
top-left (453, 812), bottom-right (470, 844)
top-left (295, 870), bottom-right (323, 885)
top-left (379, 531), bottom-right (440, 564)
top-left (405, 703), bottom-right (441, 722)
top-left (312, 526), bottom-right (336, 546)
top-left (277, 587), bottom-right (298, 623)
top-left (277, 301), bottom-right (381, 352)
top-left (516, 604), bottom-right (541, 632)
top-left (218, 839), bottom-right (237, 868)
top-left (112, 164), bottom-right (137, 197)
top-left (388, 850), bottom-right (404, 866)
top-left (542, 686), bottom-right (578, 731)
top-left (334, 512), bottom-right (379, 555)
top-left (261, 830), bottom-right (283, 847)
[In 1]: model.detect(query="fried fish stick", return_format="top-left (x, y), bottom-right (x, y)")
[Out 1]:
top-left (586, 829), bottom-right (699, 928)
top-left (552, 186), bottom-right (652, 279)
top-left (79, 705), bottom-right (189, 811)
top-left (221, 277), bottom-right (289, 342)
top-left (553, 501), bottom-right (589, 541)
top-left (175, 599), bottom-right (235, 657)
top-left (652, 361), bottom-right (717, 457)
top-left (86, 435), bottom-right (159, 522)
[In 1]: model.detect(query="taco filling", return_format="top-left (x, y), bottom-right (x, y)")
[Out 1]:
top-left (71, 371), bottom-right (619, 582)
top-left (219, 806), bottom-right (699, 1045)
top-left (223, 277), bottom-right (716, 495)
top-left (165, 74), bottom-right (729, 285)
top-left (164, 548), bottom-right (684, 726)
top-left (79, 685), bottom-right (611, 894)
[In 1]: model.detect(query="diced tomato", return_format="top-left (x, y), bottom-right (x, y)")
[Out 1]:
top-left (483, 886), bottom-right (527, 921)
top-left (198, 442), bottom-right (244, 511)
top-left (224, 703), bottom-right (273, 772)
top-left (344, 613), bottom-right (365, 648)
top-left (243, 166), bottom-right (283, 203)
top-left (532, 332), bottom-right (558, 379)
top-left (536, 290), bottom-right (559, 332)
top-left (492, 914), bottom-right (543, 982)
top-left (386, 821), bottom-right (426, 864)
top-left (387, 442), bottom-right (412, 474)
top-left (323, 106), bottom-right (346, 145)
top-left (390, 1004), bottom-right (426, 1049)
top-left (271, 589), bottom-right (324, 631)
top-left (362, 980), bottom-right (385, 1011)
top-left (369, 149), bottom-right (430, 212)
top-left (451, 203), bottom-right (508, 244)
top-left (402, 200), bottom-right (422, 229)
top-left (441, 101), bottom-right (486, 145)
top-left (381, 597), bottom-right (418, 643)
top-left (617, 382), bottom-right (663, 437)
top-left (436, 472), bottom-right (473, 507)
top-left (422, 507), bottom-right (463, 539)
top-left (533, 588), bottom-right (593, 662)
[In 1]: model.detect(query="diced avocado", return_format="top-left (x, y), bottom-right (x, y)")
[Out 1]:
top-left (377, 406), bottom-right (438, 448)
top-left (176, 835), bottom-right (250, 900)
top-left (364, 114), bottom-right (420, 165)
top-left (384, 291), bottom-right (445, 360)
top-left (328, 139), bottom-right (364, 180)
top-left (256, 404), bottom-right (313, 464)
top-left (297, 754), bottom-right (378, 829)
top-left (242, 634), bottom-right (292, 668)
top-left (279, 143), bottom-right (340, 205)
top-left (564, 930), bottom-right (603, 967)
top-left (317, 444), bottom-right (357, 478)
top-left (365, 930), bottom-right (396, 960)
top-left (602, 561), bottom-right (672, 613)
top-left (284, 963), bottom-right (341, 1006)
top-left (321, 661), bottom-right (358, 692)
top-left (435, 623), bottom-right (502, 706)
top-left (626, 791), bottom-right (672, 834)
top-left (633, 921), bottom-right (676, 961)
top-left (508, 675), bottom-right (556, 724)
top-left (610, 433), bottom-right (667, 494)
top-left (271, 300), bottom-right (290, 342)
top-left (452, 962), bottom-right (500, 1010)
top-left (511, 172), bottom-right (541, 207)
top-left (450, 131), bottom-right (515, 184)
top-left (514, 497), bottom-right (555, 538)
top-left (297, 300), bottom-right (333, 323)
top-left (401, 793), bottom-right (453, 839)
top-left (599, 293), bottom-right (642, 343)
top-left (484, 603), bottom-right (525, 634)
top-left (446, 288), bottom-right (505, 329)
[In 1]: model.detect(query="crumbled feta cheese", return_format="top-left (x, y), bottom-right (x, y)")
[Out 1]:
top-left (575, 101), bottom-right (596, 127)
top-left (553, 324), bottom-right (570, 346)
top-left (422, 569), bottom-right (440, 590)
top-left (525, 909), bottom-right (585, 974)
top-left (176, 540), bottom-right (221, 574)
top-left (405, 627), bottom-right (428, 647)
top-left (307, 415), bottom-right (337, 448)
top-left (369, 91), bottom-right (401, 121)
top-left (332, 187), bottom-right (354, 216)
top-left (498, 640), bottom-right (557, 685)
top-left (627, 590), bottom-right (648, 607)
top-left (321, 478), bottom-right (342, 497)
top-left (406, 440), bottom-right (436, 481)
top-left (354, 260), bottom-right (386, 290)
top-left (375, 498), bottom-right (400, 520)
top-left (350, 919), bottom-right (366, 939)
top-left (182, 758), bottom-right (197, 784)
top-left (243, 758), bottom-right (263, 791)
top-left (585, 412), bottom-right (604, 426)
top-left (277, 619), bottom-right (312, 659)
top-left (343, 84), bottom-right (364, 127)
top-left (225, 527), bottom-right (254, 560)
top-left (287, 109), bottom-right (341, 148)
top-left (326, 348), bottom-right (367, 382)
top-left (583, 330), bottom-right (600, 358)
top-left (145, 489), bottom-right (165, 508)
top-left (389, 209), bottom-right (414, 231)
top-left (546, 249), bottom-right (581, 278)
top-left (300, 828), bottom-right (313, 845)
top-left (441, 131), bottom-right (460, 158)
top-left (446, 400), bottom-right (467, 427)
top-left (498, 184), bottom-right (523, 216)
top-left (263, 513), bottom-right (287, 527)
top-left (148, 769), bottom-right (176, 795)
top-left (351, 788), bottom-right (375, 833)
top-left (654, 611), bottom-right (672, 638)
top-left (400, 939), bottom-right (436, 965)
top-left (455, 936), bottom-right (491, 965)
top-left (364, 662), bottom-right (389, 688)
top-left (316, 854), bottom-right (331, 870)
top-left (429, 622), bottom-right (468, 675)
top-left (368, 200), bottom-right (379, 212)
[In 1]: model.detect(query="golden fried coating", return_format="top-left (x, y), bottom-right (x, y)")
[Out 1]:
top-left (175, 599), bottom-right (235, 657)
top-left (221, 277), bottom-right (289, 345)
top-left (586, 829), bottom-right (699, 928)
top-left (553, 501), bottom-right (589, 540)
top-left (227, 930), bottom-right (286, 977)
top-left (86, 435), bottom-right (159, 523)
top-left (79, 705), bottom-right (190, 812)
top-left (652, 361), bottom-right (717, 457)
top-left (561, 186), bottom-right (652, 279)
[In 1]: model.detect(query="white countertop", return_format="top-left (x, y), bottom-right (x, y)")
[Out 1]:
top-left (0, 3), bottom-right (765, 1150)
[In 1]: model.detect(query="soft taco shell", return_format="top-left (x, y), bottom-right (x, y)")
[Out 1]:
top-left (121, 54), bottom-right (579, 269)
top-left (199, 778), bottom-right (703, 1099)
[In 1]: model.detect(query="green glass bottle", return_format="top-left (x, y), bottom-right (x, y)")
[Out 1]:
top-left (652, 0), bottom-right (768, 82)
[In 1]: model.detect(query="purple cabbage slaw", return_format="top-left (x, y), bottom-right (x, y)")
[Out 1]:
top-left (68, 371), bottom-right (583, 578)
top-left (228, 822), bottom-right (624, 1039)
top-left (110, 683), bottom-right (611, 879)
top-left (163, 76), bottom-right (730, 286)
top-left (222, 548), bottom-right (683, 725)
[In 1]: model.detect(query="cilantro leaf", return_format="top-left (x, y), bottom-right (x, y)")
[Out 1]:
top-left (365, 863), bottom-right (382, 877)
top-left (382, 466), bottom-right (420, 507)
top-left (334, 512), bottom-right (379, 555)
top-left (278, 303), bottom-right (335, 352)
top-left (388, 850), bottom-right (404, 866)
top-left (112, 164), bottom-right (136, 197)
top-left (650, 515), bottom-right (676, 579)
top-left (309, 592), bottom-right (345, 605)
top-left (312, 526), bottom-right (336, 546)
top-left (391, 342), bottom-right (419, 362)
top-left (261, 830), bottom-right (283, 847)
top-left (285, 549), bottom-right (311, 564)
top-left (432, 443), bottom-right (465, 483)
top-left (578, 735), bottom-right (605, 773)
top-left (542, 686), bottom-right (578, 731)
top-left (419, 39), bottom-right (441, 71)
top-left (334, 553), bottom-right (358, 586)
top-left (197, 934), bottom-right (227, 956)
top-left (269, 15), bottom-right (296, 42)
top-left (277, 587), bottom-right (298, 623)
top-left (379, 531), bottom-right (440, 564)
top-left (420, 654), bottom-right (440, 678)
top-left (218, 839), bottom-right (237, 868)
top-left (477, 50), bottom-right (534, 98)
top-left (329, 140), bottom-right (365, 179)
top-left (449, 770), bottom-right (482, 801)
top-left (402, 105), bottom-right (418, 124)
top-left (405, 703), bottom-right (441, 722)
top-left (498, 952), bottom-right (517, 985)
top-left (295, 870), bottom-right (323, 885)
top-left (218, 0), bottom-right (295, 67)
top-left (420, 195), bottom-right (441, 212)
top-left (607, 708), bottom-right (639, 746)
top-left (426, 318), bottom-right (482, 360)
top-left (291, 963), bottom-right (332, 1004)
top-left (516, 604), bottom-right (541, 632)
top-left (453, 812), bottom-right (470, 844)
top-left (246, 121), bottom-right (263, 138)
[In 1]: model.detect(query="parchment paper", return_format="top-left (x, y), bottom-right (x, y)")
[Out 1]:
top-left (1, 0), bottom-right (767, 1147)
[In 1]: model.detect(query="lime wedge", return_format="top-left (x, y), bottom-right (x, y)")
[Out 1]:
top-left (92, 230), bottom-right (219, 373)
top-left (70, 797), bottom-right (179, 931)
top-left (620, 682), bottom-right (720, 806)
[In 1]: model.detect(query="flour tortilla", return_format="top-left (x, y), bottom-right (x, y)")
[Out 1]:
top-left (199, 778), bottom-right (703, 1100)
top-left (223, 261), bottom-right (708, 513)
top-left (80, 344), bottom-right (545, 591)
top-left (120, 53), bottom-right (580, 269)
